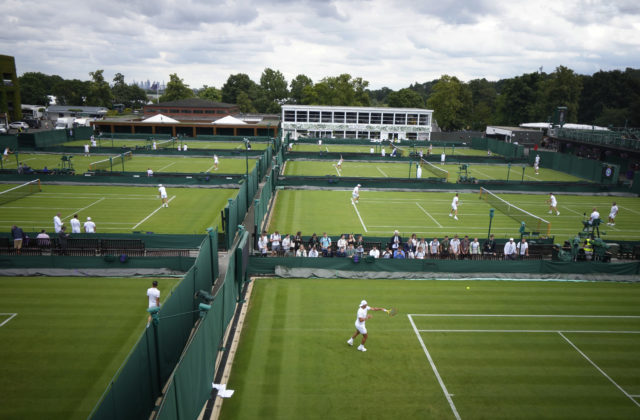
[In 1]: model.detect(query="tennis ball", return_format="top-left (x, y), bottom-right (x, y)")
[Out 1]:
top-left (466, 286), bottom-right (470, 290)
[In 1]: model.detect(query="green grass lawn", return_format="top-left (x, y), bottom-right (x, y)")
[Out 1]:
top-left (3, 152), bottom-right (256, 174)
top-left (220, 278), bottom-right (640, 420)
top-left (0, 276), bottom-right (179, 420)
top-left (290, 143), bottom-right (493, 156)
top-left (0, 183), bottom-right (235, 233)
top-left (283, 160), bottom-right (585, 183)
top-left (63, 139), bottom-right (270, 150)
top-left (267, 189), bottom-right (640, 242)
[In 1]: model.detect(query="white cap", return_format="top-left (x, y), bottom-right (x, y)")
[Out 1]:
top-left (87, 217), bottom-right (91, 221)
top-left (357, 184), bottom-right (361, 187)
top-left (360, 300), bottom-right (367, 307)
top-left (158, 184), bottom-right (162, 187)
top-left (509, 237), bottom-right (514, 241)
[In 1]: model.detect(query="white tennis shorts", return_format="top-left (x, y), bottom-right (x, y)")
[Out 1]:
top-left (355, 322), bottom-right (367, 335)
top-left (451, 204), bottom-right (458, 211)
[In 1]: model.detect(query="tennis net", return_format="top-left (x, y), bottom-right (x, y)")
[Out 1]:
top-left (88, 151), bottom-right (132, 172)
top-left (156, 138), bottom-right (174, 149)
top-left (88, 157), bottom-right (112, 171)
top-left (479, 187), bottom-right (551, 236)
top-left (0, 179), bottom-right (41, 206)
top-left (420, 158), bottom-right (449, 181)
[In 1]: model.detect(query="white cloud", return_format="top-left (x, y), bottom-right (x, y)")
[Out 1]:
top-left (1, 0), bottom-right (638, 90)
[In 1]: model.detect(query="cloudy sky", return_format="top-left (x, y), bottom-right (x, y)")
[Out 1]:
top-left (3, 0), bottom-right (640, 90)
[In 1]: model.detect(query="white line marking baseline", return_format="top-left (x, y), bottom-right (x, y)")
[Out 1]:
top-left (408, 314), bottom-right (461, 420)
top-left (158, 162), bottom-right (176, 171)
top-left (0, 313), bottom-right (18, 327)
top-left (417, 329), bottom-right (640, 334)
top-left (416, 202), bottom-right (442, 228)
top-left (410, 314), bottom-right (640, 318)
top-left (559, 332), bottom-right (640, 409)
top-left (131, 196), bottom-right (176, 229)
top-left (561, 206), bottom-right (582, 215)
top-left (63, 197), bottom-right (105, 220)
top-left (619, 205), bottom-right (640, 215)
top-left (376, 167), bottom-right (389, 177)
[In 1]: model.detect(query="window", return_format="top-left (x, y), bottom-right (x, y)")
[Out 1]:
top-left (169, 109), bottom-right (180, 113)
top-left (346, 112), bottom-right (357, 123)
top-left (182, 109), bottom-right (192, 113)
top-left (333, 130), bottom-right (345, 138)
top-left (309, 111), bottom-right (320, 122)
top-left (356, 131), bottom-right (369, 139)
top-left (370, 131), bottom-right (380, 140)
top-left (147, 108), bottom-right (155, 113)
top-left (370, 113), bottom-right (381, 124)
top-left (419, 114), bottom-right (430, 126)
top-left (358, 113), bottom-right (369, 124)
top-left (394, 114), bottom-right (406, 125)
top-left (217, 110), bottom-right (225, 114)
top-left (284, 110), bottom-right (295, 122)
top-left (407, 114), bottom-right (418, 125)
top-left (334, 112), bottom-right (345, 123)
top-left (193, 110), bottom-right (203, 114)
top-left (321, 111), bottom-right (332, 123)
top-left (383, 113), bottom-right (394, 124)
top-left (296, 110), bottom-right (308, 122)
top-left (406, 132), bottom-right (417, 140)
top-left (345, 131), bottom-right (357, 138)
top-left (205, 110), bottom-right (215, 114)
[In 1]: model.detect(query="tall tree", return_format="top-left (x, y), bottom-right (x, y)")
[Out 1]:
top-left (387, 88), bottom-right (424, 108)
top-left (159, 73), bottom-right (194, 102)
top-left (495, 72), bottom-right (545, 125)
top-left (260, 68), bottom-right (288, 102)
top-left (289, 74), bottom-right (313, 104)
top-left (426, 75), bottom-right (472, 131)
top-left (86, 69), bottom-right (113, 107)
top-left (310, 74), bottom-right (370, 106)
top-left (52, 79), bottom-right (90, 106)
top-left (197, 85), bottom-right (222, 102)
top-left (468, 78), bottom-right (498, 130)
top-left (18, 72), bottom-right (63, 105)
top-left (537, 66), bottom-right (582, 122)
top-left (221, 73), bottom-right (257, 104)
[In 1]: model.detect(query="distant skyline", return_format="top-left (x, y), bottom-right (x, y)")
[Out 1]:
top-left (3, 0), bottom-right (640, 90)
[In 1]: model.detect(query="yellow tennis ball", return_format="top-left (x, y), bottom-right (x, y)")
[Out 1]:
top-left (466, 286), bottom-right (470, 290)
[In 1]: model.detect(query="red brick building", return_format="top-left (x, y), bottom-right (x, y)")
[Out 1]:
top-left (143, 98), bottom-right (239, 122)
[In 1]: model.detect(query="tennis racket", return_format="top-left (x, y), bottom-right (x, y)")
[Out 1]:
top-left (384, 307), bottom-right (398, 317)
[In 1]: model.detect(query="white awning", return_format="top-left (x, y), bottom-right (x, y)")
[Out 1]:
top-left (212, 115), bottom-right (247, 125)
top-left (142, 114), bottom-right (179, 123)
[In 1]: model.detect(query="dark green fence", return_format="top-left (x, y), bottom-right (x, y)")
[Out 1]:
top-left (89, 229), bottom-right (219, 420)
top-left (529, 150), bottom-right (620, 184)
top-left (471, 138), bottom-right (524, 159)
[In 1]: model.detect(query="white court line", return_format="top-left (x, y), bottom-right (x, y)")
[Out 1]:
top-left (619, 205), bottom-right (640, 216)
top-left (524, 174), bottom-right (538, 180)
top-left (408, 314), bottom-right (461, 420)
top-left (417, 329), bottom-right (640, 334)
top-left (334, 165), bottom-right (341, 176)
top-left (416, 202), bottom-right (442, 228)
top-left (206, 163), bottom-right (217, 172)
top-left (470, 168), bottom-right (494, 179)
top-left (559, 332), bottom-right (640, 409)
top-left (351, 199), bottom-right (368, 233)
top-left (131, 196), bottom-right (176, 229)
top-left (376, 167), bottom-right (389, 177)
top-left (561, 205), bottom-right (582, 215)
top-left (158, 162), bottom-right (176, 171)
top-left (0, 313), bottom-right (17, 327)
top-left (63, 197), bottom-right (105, 220)
top-left (410, 314), bottom-right (640, 318)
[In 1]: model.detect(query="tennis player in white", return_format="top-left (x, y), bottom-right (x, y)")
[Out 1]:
top-left (352, 184), bottom-right (361, 204)
top-left (347, 300), bottom-right (384, 352)
top-left (449, 193), bottom-right (460, 220)
top-left (547, 193), bottom-right (560, 216)
top-left (607, 202), bottom-right (618, 226)
top-left (158, 184), bottom-right (169, 208)
top-left (337, 155), bottom-right (344, 170)
top-left (416, 163), bottom-right (422, 179)
top-left (213, 154), bottom-right (219, 171)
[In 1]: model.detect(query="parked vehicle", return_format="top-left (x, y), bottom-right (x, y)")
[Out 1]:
top-left (0, 126), bottom-right (7, 134)
top-left (55, 117), bottom-right (74, 130)
top-left (9, 121), bottom-right (29, 130)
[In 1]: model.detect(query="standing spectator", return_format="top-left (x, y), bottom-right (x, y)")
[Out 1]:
top-left (84, 217), bottom-right (96, 233)
top-left (296, 244), bottom-right (307, 257)
top-left (258, 231), bottom-right (269, 257)
top-left (607, 202), bottom-right (619, 226)
top-left (483, 234), bottom-right (497, 258)
top-left (504, 238), bottom-right (517, 260)
top-left (282, 234), bottom-right (293, 256)
top-left (84, 143), bottom-right (90, 157)
top-left (308, 233), bottom-right (319, 250)
top-left (440, 235), bottom-right (450, 259)
top-left (517, 238), bottom-right (529, 259)
top-left (147, 168), bottom-right (154, 177)
top-left (534, 154), bottom-right (541, 175)
top-left (352, 184), bottom-right (361, 204)
top-left (460, 235), bottom-right (470, 259)
top-left (450, 234), bottom-right (461, 259)
top-left (417, 237), bottom-right (427, 255)
top-left (270, 231), bottom-right (281, 256)
top-left (347, 234), bottom-right (356, 248)
top-left (449, 193), bottom-right (460, 220)
top-left (470, 237), bottom-right (481, 259)
top-left (389, 230), bottom-right (402, 251)
top-left (408, 233), bottom-right (418, 253)
top-left (308, 245), bottom-right (319, 257)
top-left (58, 226), bottom-right (70, 255)
top-left (429, 237), bottom-right (440, 258)
top-left (53, 212), bottom-right (63, 233)
top-left (70, 214), bottom-right (82, 234)
top-left (213, 154), bottom-right (219, 171)
top-left (369, 246), bottom-right (380, 258)
top-left (547, 193), bottom-right (560, 216)
top-left (146, 280), bottom-right (160, 326)
top-left (320, 232), bottom-right (332, 256)
top-left (158, 184), bottom-right (169, 208)
top-left (11, 225), bottom-right (24, 254)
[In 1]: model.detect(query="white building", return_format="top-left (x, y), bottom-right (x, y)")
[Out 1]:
top-left (281, 105), bottom-right (433, 141)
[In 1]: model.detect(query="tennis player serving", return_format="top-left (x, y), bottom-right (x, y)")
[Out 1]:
top-left (347, 300), bottom-right (384, 352)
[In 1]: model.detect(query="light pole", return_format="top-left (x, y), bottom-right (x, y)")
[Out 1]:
top-left (488, 208), bottom-right (495, 239)
top-left (243, 138), bottom-right (250, 207)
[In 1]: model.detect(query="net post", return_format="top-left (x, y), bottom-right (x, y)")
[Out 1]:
top-left (109, 157), bottom-right (113, 172)
top-left (37, 179), bottom-right (41, 192)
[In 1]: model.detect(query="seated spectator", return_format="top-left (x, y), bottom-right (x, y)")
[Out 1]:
top-left (460, 235), bottom-right (470, 259)
top-left (406, 248), bottom-right (415, 259)
top-left (504, 237), bottom-right (517, 260)
top-left (429, 237), bottom-right (440, 258)
top-left (308, 245), bottom-right (319, 258)
top-left (296, 244), bottom-right (307, 257)
top-left (382, 247), bottom-right (393, 259)
top-left (450, 234), bottom-right (461, 259)
top-left (293, 231), bottom-right (303, 251)
top-left (356, 235), bottom-right (365, 248)
top-left (337, 234), bottom-right (347, 250)
top-left (270, 231), bottom-right (281, 256)
top-left (393, 248), bottom-right (406, 259)
top-left (470, 237), bottom-right (481, 259)
top-left (415, 246), bottom-right (426, 259)
top-left (418, 238), bottom-right (427, 255)
top-left (308, 233), bottom-right (319, 250)
top-left (483, 234), bottom-right (496, 258)
top-left (336, 245), bottom-right (347, 257)
top-left (347, 234), bottom-right (356, 247)
top-left (320, 232), bottom-right (332, 257)
top-left (36, 229), bottom-right (51, 247)
top-left (42, 166), bottom-right (51, 174)
top-left (369, 246), bottom-right (380, 258)
top-left (258, 231), bottom-right (269, 257)
top-left (517, 238), bottom-right (529, 259)
top-left (440, 235), bottom-right (450, 259)
top-left (345, 244), bottom-right (356, 258)
top-left (355, 243), bottom-right (364, 258)
top-left (390, 230), bottom-right (402, 251)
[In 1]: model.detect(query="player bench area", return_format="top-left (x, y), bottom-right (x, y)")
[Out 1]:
top-left (0, 236), bottom-right (147, 256)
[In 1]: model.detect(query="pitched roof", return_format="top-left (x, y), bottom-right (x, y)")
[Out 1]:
top-left (142, 114), bottom-right (179, 123)
top-left (212, 115), bottom-right (247, 125)
top-left (151, 98), bottom-right (237, 108)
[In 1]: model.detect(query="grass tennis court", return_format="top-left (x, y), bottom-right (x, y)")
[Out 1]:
top-left (63, 139), bottom-right (270, 150)
top-left (289, 143), bottom-right (493, 156)
top-left (283, 160), bottom-right (586, 183)
top-left (0, 183), bottom-right (235, 233)
top-left (3, 152), bottom-right (256, 174)
top-left (0, 276), bottom-right (179, 420)
top-left (220, 278), bottom-right (640, 420)
top-left (268, 189), bottom-right (640, 242)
